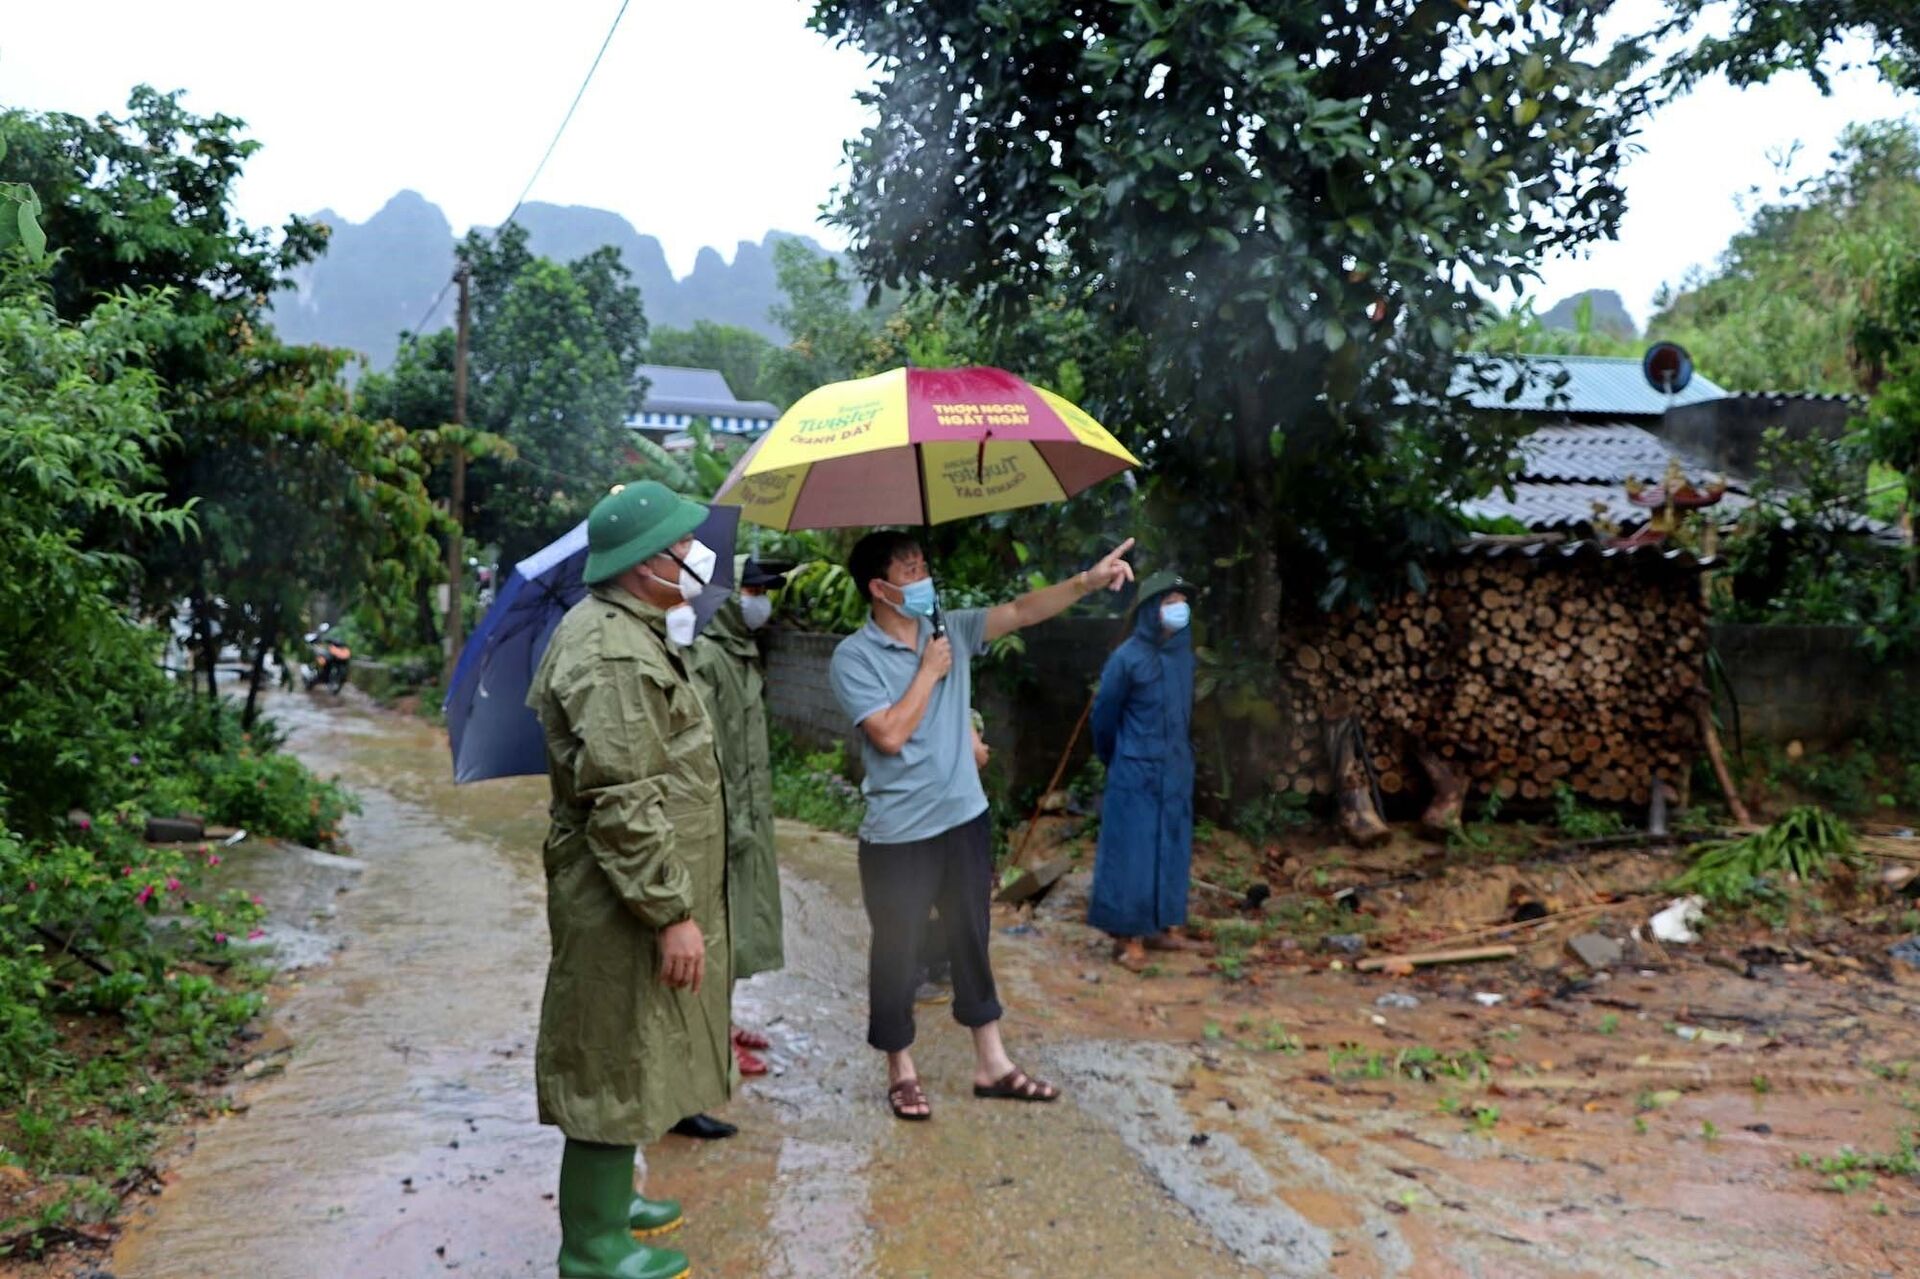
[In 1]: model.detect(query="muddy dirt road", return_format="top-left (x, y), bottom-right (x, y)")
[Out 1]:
top-left (105, 695), bottom-right (1920, 1278)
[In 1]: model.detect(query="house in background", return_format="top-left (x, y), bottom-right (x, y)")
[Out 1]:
top-left (626, 364), bottom-right (780, 450)
top-left (1457, 354), bottom-right (1734, 537)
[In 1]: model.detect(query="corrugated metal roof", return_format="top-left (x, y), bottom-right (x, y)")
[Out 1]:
top-left (1454, 533), bottom-right (1714, 570)
top-left (1454, 354), bottom-right (1727, 415)
top-left (1515, 423), bottom-right (1716, 483)
top-left (1462, 481), bottom-right (1750, 532)
top-left (1464, 421), bottom-right (1748, 532)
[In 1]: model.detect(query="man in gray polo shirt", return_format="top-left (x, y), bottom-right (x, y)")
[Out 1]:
top-left (830, 529), bottom-right (1135, 1120)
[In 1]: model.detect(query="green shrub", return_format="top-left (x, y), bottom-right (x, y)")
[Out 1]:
top-left (1670, 806), bottom-right (1861, 906)
top-left (1553, 784), bottom-right (1627, 839)
top-left (769, 729), bottom-right (865, 836)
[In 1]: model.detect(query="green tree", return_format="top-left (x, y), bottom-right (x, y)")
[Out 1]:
top-left (1649, 121), bottom-right (1920, 394)
top-left (1474, 295), bottom-right (1642, 359)
top-left (758, 239), bottom-right (897, 407)
top-left (808, 0), bottom-right (1645, 636)
top-left (0, 89), bottom-right (439, 706)
top-left (361, 223), bottom-right (648, 570)
top-left (648, 320), bottom-right (778, 405)
top-left (1658, 1), bottom-right (1920, 92)
top-left (0, 268), bottom-right (192, 832)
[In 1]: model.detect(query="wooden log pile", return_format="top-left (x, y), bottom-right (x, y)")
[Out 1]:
top-left (1277, 546), bottom-right (1707, 816)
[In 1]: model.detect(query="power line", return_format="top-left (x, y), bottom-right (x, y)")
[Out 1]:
top-left (402, 0), bottom-right (633, 344)
top-left (502, 0), bottom-right (632, 230)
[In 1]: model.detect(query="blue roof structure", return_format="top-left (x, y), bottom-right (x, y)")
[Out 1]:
top-left (626, 365), bottom-right (781, 436)
top-left (1454, 354), bottom-right (1728, 416)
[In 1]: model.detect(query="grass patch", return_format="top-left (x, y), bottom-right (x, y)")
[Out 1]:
top-left (769, 729), bottom-right (864, 837)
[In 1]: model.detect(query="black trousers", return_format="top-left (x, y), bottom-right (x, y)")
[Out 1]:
top-left (857, 811), bottom-right (1002, 1052)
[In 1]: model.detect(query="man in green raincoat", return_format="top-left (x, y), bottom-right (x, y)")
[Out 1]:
top-left (526, 481), bottom-right (733, 1279)
top-left (686, 556), bottom-right (789, 1083)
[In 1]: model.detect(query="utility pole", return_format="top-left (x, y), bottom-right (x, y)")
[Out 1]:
top-left (444, 264), bottom-right (472, 684)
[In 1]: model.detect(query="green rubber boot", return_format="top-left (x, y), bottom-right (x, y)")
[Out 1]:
top-left (628, 1191), bottom-right (684, 1239)
top-left (557, 1140), bottom-right (691, 1279)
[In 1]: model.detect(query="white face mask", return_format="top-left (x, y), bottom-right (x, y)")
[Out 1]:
top-left (739, 594), bottom-right (773, 630)
top-left (665, 603), bottom-right (697, 648)
top-left (670, 539), bottom-right (717, 603)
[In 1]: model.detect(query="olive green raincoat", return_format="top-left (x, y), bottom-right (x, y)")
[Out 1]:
top-left (525, 584), bottom-right (733, 1146)
top-left (687, 600), bottom-right (785, 979)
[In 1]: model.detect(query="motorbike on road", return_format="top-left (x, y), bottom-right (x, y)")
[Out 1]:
top-left (301, 624), bottom-right (352, 693)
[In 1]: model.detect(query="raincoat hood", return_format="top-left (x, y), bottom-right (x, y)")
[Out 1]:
top-left (1130, 571), bottom-right (1198, 648)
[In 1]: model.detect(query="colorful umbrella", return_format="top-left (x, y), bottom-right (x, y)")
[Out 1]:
top-left (712, 366), bottom-right (1138, 530)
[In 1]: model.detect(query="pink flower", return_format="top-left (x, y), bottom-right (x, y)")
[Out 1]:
top-left (166, 877), bottom-right (182, 893)
top-left (250, 895), bottom-right (263, 906)
top-left (247, 928), bottom-right (265, 941)
top-left (206, 854), bottom-right (222, 867)
top-left (212, 932), bottom-right (228, 945)
top-left (77, 817), bottom-right (91, 831)
top-left (123, 866), bottom-right (135, 877)
top-left (136, 884), bottom-right (154, 905)
top-left (25, 882), bottom-right (36, 892)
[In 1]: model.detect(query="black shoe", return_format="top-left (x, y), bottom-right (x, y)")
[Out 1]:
top-left (670, 1113), bottom-right (738, 1140)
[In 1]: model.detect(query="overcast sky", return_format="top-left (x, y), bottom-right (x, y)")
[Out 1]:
top-left (3, 0), bottom-right (1912, 331)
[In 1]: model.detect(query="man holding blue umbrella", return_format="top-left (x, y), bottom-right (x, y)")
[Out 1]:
top-left (525, 481), bottom-right (730, 1279)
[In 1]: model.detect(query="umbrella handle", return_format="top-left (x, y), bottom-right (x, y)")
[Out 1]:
top-left (931, 602), bottom-right (947, 639)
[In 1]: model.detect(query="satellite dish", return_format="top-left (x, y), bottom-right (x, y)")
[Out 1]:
top-left (1642, 342), bottom-right (1693, 395)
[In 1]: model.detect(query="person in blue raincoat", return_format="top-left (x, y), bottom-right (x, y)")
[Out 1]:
top-left (1088, 572), bottom-right (1199, 971)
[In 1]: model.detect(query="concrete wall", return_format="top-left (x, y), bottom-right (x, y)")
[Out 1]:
top-left (1709, 623), bottom-right (1918, 746)
top-left (1661, 394), bottom-right (1862, 483)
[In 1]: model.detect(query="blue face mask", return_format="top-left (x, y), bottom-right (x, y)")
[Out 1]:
top-left (894, 577), bottom-right (938, 618)
top-left (1160, 601), bottom-right (1191, 632)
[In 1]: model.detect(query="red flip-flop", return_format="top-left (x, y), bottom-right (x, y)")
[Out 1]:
top-left (733, 1042), bottom-right (769, 1076)
top-left (731, 1026), bottom-right (771, 1051)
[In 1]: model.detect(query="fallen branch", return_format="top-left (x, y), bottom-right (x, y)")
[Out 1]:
top-left (1356, 944), bottom-right (1518, 972)
top-left (1406, 895), bottom-right (1660, 951)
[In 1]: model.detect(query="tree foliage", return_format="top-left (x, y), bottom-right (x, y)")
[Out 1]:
top-left (648, 320), bottom-right (779, 406)
top-left (0, 89), bottom-right (440, 710)
top-left (1657, 0), bottom-right (1920, 93)
top-left (808, 0), bottom-right (1647, 650)
top-left (1649, 121), bottom-right (1920, 395)
top-left (359, 222), bottom-right (648, 569)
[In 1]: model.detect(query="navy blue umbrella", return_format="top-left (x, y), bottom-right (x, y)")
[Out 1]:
top-left (444, 503), bottom-right (740, 783)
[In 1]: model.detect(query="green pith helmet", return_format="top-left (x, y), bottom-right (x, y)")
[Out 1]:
top-left (583, 482), bottom-right (708, 585)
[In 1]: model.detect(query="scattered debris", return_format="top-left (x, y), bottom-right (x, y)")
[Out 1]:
top-left (997, 854), bottom-right (1073, 906)
top-left (1375, 992), bottom-right (1421, 1010)
top-left (1649, 897), bottom-right (1706, 945)
top-left (1568, 933), bottom-right (1625, 970)
top-left (1355, 944), bottom-right (1518, 973)
top-left (1471, 992), bottom-right (1506, 1007)
top-left (1321, 933), bottom-right (1367, 957)
top-left (145, 814), bottom-right (207, 843)
top-left (1673, 1025), bottom-right (1745, 1047)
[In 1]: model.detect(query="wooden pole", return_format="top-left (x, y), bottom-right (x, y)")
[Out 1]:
top-left (444, 265), bottom-right (471, 685)
top-left (1696, 702), bottom-right (1752, 828)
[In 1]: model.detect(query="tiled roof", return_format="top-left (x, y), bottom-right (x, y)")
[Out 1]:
top-left (1454, 354), bottom-right (1727, 415)
top-left (1455, 533), bottom-right (1714, 569)
top-left (1462, 421), bottom-right (1746, 532)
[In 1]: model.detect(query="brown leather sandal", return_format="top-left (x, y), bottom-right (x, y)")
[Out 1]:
top-left (973, 1067), bottom-right (1060, 1103)
top-left (888, 1077), bottom-right (932, 1121)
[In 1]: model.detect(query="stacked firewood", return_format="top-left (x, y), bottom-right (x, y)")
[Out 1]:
top-left (1276, 545), bottom-right (1706, 829)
